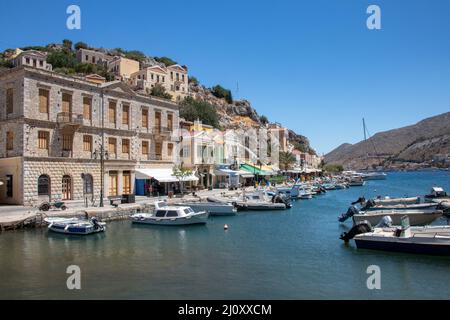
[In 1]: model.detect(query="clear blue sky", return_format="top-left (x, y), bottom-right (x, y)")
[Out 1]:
top-left (1, 0), bottom-right (449, 154)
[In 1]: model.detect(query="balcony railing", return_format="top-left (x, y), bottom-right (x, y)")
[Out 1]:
top-left (57, 112), bottom-right (84, 126)
top-left (153, 126), bottom-right (173, 136)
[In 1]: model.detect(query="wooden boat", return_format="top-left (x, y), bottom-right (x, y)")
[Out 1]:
top-left (373, 197), bottom-right (420, 206)
top-left (352, 209), bottom-right (442, 226)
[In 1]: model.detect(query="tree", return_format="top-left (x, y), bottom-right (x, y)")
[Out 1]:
top-left (260, 115), bottom-right (269, 125)
top-left (47, 51), bottom-right (77, 69)
top-left (125, 50), bottom-right (146, 63)
top-left (149, 84), bottom-right (173, 100)
top-left (154, 56), bottom-right (177, 66)
top-left (180, 97), bottom-right (220, 129)
top-left (323, 164), bottom-right (344, 173)
top-left (211, 85), bottom-right (233, 104)
top-left (279, 151), bottom-right (296, 171)
top-left (62, 39), bottom-right (73, 52)
top-left (74, 42), bottom-right (88, 50)
top-left (188, 76), bottom-right (199, 85)
top-left (172, 164), bottom-right (193, 195)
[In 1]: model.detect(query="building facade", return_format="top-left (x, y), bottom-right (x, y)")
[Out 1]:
top-left (0, 66), bottom-right (180, 205)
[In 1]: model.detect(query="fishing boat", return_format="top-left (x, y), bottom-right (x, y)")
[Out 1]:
top-left (173, 201), bottom-right (237, 216)
top-left (334, 183), bottom-right (348, 189)
top-left (352, 209), bottom-right (442, 226)
top-left (322, 183), bottom-right (336, 190)
top-left (341, 217), bottom-right (450, 256)
top-left (373, 197), bottom-right (420, 206)
top-left (360, 172), bottom-right (387, 180)
top-left (236, 190), bottom-right (291, 210)
top-left (348, 177), bottom-right (365, 187)
top-left (361, 201), bottom-right (440, 212)
top-left (131, 201), bottom-right (209, 225)
top-left (44, 217), bottom-right (106, 235)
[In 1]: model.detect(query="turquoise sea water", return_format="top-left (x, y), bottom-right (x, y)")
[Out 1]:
top-left (0, 171), bottom-right (449, 299)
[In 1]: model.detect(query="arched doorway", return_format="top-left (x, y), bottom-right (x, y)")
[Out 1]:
top-left (38, 175), bottom-right (51, 200)
top-left (62, 175), bottom-right (72, 200)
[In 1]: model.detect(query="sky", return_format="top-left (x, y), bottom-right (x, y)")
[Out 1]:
top-left (1, 0), bottom-right (449, 154)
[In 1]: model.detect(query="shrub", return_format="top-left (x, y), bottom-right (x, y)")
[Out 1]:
top-left (211, 85), bottom-right (233, 104)
top-left (150, 84), bottom-right (173, 100)
top-left (47, 51), bottom-right (77, 69)
top-left (323, 164), bottom-right (344, 173)
top-left (260, 115), bottom-right (269, 124)
top-left (180, 97), bottom-right (220, 129)
top-left (188, 76), bottom-right (199, 85)
top-left (154, 56), bottom-right (177, 66)
top-left (74, 42), bottom-right (89, 50)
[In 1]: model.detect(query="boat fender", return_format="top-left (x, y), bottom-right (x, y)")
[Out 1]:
top-left (224, 224), bottom-right (229, 230)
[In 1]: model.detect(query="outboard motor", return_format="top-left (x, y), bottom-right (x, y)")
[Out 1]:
top-left (338, 205), bottom-right (359, 222)
top-left (351, 197), bottom-right (366, 206)
top-left (340, 221), bottom-right (372, 242)
top-left (91, 217), bottom-right (103, 230)
top-left (361, 199), bottom-right (376, 211)
top-left (375, 216), bottom-right (393, 228)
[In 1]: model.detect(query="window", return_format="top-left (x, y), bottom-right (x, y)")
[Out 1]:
top-left (6, 131), bottom-right (13, 150)
top-left (39, 89), bottom-right (49, 114)
top-left (85, 55), bottom-right (88, 61)
top-left (142, 141), bottom-right (149, 155)
top-left (122, 139), bottom-right (130, 154)
top-left (39, 60), bottom-right (44, 67)
top-left (170, 72), bottom-right (173, 80)
top-left (122, 105), bottom-right (129, 125)
top-left (6, 88), bottom-right (13, 114)
top-left (162, 76), bottom-right (165, 83)
top-left (26, 58), bottom-right (30, 64)
top-left (157, 75), bottom-right (160, 83)
top-left (123, 171), bottom-right (131, 194)
top-left (62, 93), bottom-right (72, 114)
top-left (167, 114), bottom-right (173, 131)
top-left (168, 143), bottom-right (173, 157)
top-left (38, 131), bottom-right (49, 149)
top-left (83, 97), bottom-right (92, 120)
top-left (109, 172), bottom-right (118, 196)
top-left (182, 74), bottom-right (185, 82)
top-left (142, 109), bottom-right (148, 128)
top-left (181, 146), bottom-right (190, 158)
top-left (166, 211), bottom-right (178, 217)
top-left (6, 175), bottom-right (13, 198)
top-left (38, 175), bottom-right (50, 196)
top-left (62, 134), bottom-right (73, 151)
top-left (62, 175), bottom-right (72, 200)
top-left (108, 138), bottom-right (117, 155)
top-left (155, 210), bottom-right (166, 217)
top-left (155, 142), bottom-right (162, 158)
top-left (83, 174), bottom-right (93, 194)
top-left (109, 101), bottom-right (116, 124)
top-left (83, 135), bottom-right (92, 152)
top-left (176, 73), bottom-right (179, 81)
top-left (155, 111), bottom-right (161, 132)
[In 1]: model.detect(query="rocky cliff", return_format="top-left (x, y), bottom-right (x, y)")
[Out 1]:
top-left (324, 112), bottom-right (450, 170)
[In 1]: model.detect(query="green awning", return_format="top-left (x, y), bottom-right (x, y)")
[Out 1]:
top-left (240, 163), bottom-right (271, 175)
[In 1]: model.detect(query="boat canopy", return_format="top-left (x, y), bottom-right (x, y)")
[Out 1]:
top-left (135, 168), bottom-right (199, 182)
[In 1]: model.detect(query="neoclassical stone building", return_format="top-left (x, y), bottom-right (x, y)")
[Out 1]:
top-left (0, 66), bottom-right (180, 205)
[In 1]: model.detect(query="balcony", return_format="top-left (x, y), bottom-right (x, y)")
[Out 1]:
top-left (57, 112), bottom-right (83, 132)
top-left (153, 126), bottom-right (173, 139)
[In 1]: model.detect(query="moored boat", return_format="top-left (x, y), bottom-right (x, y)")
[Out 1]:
top-left (131, 201), bottom-right (209, 226)
top-left (44, 217), bottom-right (106, 235)
top-left (352, 209), bottom-right (442, 226)
top-left (172, 201), bottom-right (237, 216)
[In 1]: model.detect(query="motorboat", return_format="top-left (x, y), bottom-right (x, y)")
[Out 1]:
top-left (131, 201), bottom-right (209, 225)
top-left (172, 201), bottom-right (237, 216)
top-left (424, 187), bottom-right (449, 203)
top-left (360, 172), bottom-right (387, 180)
top-left (341, 217), bottom-right (450, 256)
top-left (235, 190), bottom-right (291, 211)
top-left (334, 183), bottom-right (348, 189)
top-left (348, 177), bottom-right (365, 187)
top-left (362, 201), bottom-right (440, 212)
top-left (44, 217), bottom-right (106, 235)
top-left (322, 183), bottom-right (336, 190)
top-left (352, 209), bottom-right (442, 226)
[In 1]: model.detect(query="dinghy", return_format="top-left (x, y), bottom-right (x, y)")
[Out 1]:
top-left (44, 217), bottom-right (106, 235)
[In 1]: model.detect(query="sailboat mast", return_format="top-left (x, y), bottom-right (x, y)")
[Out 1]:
top-left (363, 118), bottom-right (367, 141)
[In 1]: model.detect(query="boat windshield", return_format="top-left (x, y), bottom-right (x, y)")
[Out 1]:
top-left (155, 210), bottom-right (166, 217)
top-left (184, 208), bottom-right (194, 214)
top-left (166, 210), bottom-right (178, 217)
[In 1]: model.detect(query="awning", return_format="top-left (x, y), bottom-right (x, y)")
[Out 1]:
top-left (238, 170), bottom-right (254, 178)
top-left (240, 163), bottom-right (273, 175)
top-left (214, 168), bottom-right (240, 176)
top-left (135, 168), bottom-right (199, 182)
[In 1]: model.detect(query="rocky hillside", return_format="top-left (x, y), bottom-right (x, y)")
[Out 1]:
top-left (325, 112), bottom-right (450, 170)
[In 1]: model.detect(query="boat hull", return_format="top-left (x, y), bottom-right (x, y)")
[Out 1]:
top-left (236, 202), bottom-right (287, 211)
top-left (48, 224), bottom-right (105, 235)
top-left (131, 212), bottom-right (209, 225)
top-left (173, 203), bottom-right (236, 216)
top-left (355, 238), bottom-right (450, 256)
top-left (353, 211), bottom-right (442, 226)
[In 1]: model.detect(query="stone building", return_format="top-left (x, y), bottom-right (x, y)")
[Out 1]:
top-left (0, 66), bottom-right (181, 205)
top-left (12, 50), bottom-right (52, 71)
top-left (76, 48), bottom-right (113, 66)
top-left (130, 64), bottom-right (189, 102)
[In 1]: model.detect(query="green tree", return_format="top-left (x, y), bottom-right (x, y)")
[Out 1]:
top-left (211, 85), bottom-right (233, 104)
top-left (279, 151), bottom-right (297, 171)
top-left (149, 83), bottom-right (173, 100)
top-left (188, 76), bottom-right (199, 85)
top-left (260, 115), bottom-right (269, 125)
top-left (125, 50), bottom-right (146, 63)
top-left (323, 164), bottom-right (344, 173)
top-left (154, 56), bottom-right (177, 66)
top-left (74, 42), bottom-right (89, 50)
top-left (180, 97), bottom-right (220, 129)
top-left (62, 39), bottom-right (73, 52)
top-left (172, 164), bottom-right (193, 195)
top-left (47, 51), bottom-right (77, 69)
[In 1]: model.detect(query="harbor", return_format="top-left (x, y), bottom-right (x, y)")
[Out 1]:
top-left (0, 170), bottom-right (449, 299)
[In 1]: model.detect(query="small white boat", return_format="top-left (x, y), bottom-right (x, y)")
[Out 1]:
top-left (235, 190), bottom-right (291, 210)
top-left (173, 201), bottom-right (237, 216)
top-left (44, 217), bottom-right (106, 235)
top-left (131, 201), bottom-right (209, 225)
top-left (360, 172), bottom-right (387, 180)
top-left (374, 197), bottom-right (420, 206)
top-left (341, 217), bottom-right (450, 256)
top-left (424, 187), bottom-right (449, 203)
top-left (352, 209), bottom-right (443, 226)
